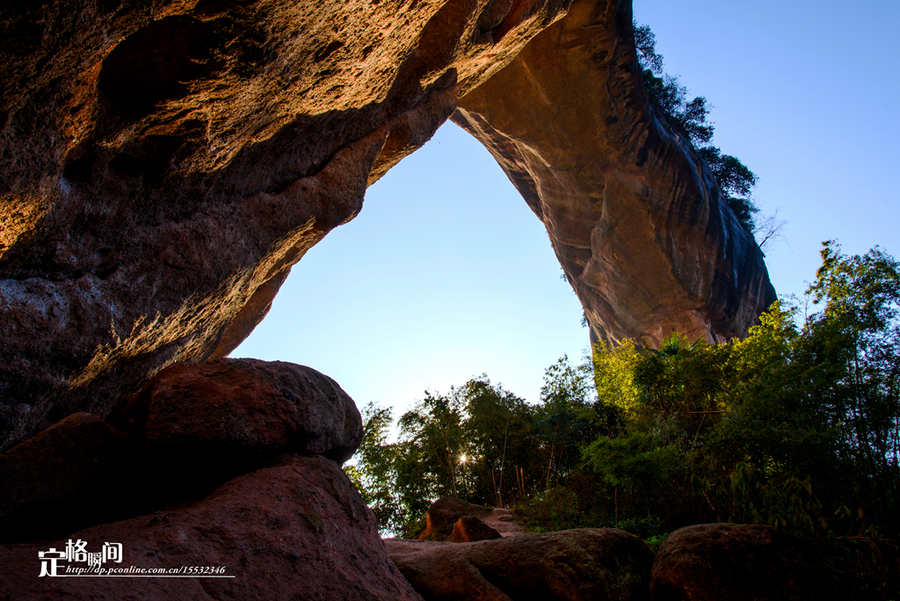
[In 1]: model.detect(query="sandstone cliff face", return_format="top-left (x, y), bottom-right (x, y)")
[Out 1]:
top-left (453, 0), bottom-right (776, 347)
top-left (0, 0), bottom-right (571, 449)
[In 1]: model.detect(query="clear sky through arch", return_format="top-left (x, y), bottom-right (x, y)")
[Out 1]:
top-left (233, 122), bottom-right (589, 415)
top-left (233, 0), bottom-right (900, 414)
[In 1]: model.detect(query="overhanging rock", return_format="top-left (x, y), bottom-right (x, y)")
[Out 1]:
top-left (0, 0), bottom-right (774, 450)
top-left (0, 0), bottom-right (571, 449)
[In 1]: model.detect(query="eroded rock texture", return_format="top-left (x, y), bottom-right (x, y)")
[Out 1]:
top-left (0, 360), bottom-right (361, 542)
top-left (0, 0), bottom-right (571, 449)
top-left (110, 358), bottom-right (363, 464)
top-left (2, 455), bottom-right (424, 601)
top-left (453, 0), bottom-right (776, 347)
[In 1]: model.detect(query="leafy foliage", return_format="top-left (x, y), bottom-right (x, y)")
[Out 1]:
top-left (348, 359), bottom-right (602, 535)
top-left (345, 403), bottom-right (406, 534)
top-left (581, 243), bottom-right (900, 539)
top-left (349, 243), bottom-right (899, 548)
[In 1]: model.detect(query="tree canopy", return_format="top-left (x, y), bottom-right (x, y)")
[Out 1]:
top-left (348, 243), bottom-right (899, 547)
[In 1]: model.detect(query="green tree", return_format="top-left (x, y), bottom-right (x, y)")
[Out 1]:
top-left (459, 376), bottom-right (536, 507)
top-left (395, 390), bottom-right (468, 526)
top-left (802, 242), bottom-right (900, 531)
top-left (586, 334), bottom-right (731, 527)
top-left (351, 244), bottom-right (899, 540)
top-left (534, 355), bottom-right (603, 490)
top-left (345, 403), bottom-right (406, 534)
top-left (696, 302), bottom-right (844, 537)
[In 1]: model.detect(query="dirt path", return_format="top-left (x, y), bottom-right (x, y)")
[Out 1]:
top-left (481, 508), bottom-right (526, 537)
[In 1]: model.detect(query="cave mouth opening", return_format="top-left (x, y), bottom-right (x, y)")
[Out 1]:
top-left (230, 121), bottom-right (589, 414)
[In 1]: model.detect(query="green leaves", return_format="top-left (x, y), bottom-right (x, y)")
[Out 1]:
top-left (351, 243), bottom-right (898, 539)
top-left (580, 243), bottom-right (900, 538)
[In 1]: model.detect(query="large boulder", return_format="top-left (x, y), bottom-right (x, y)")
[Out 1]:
top-left (649, 523), bottom-right (853, 601)
top-left (1, 358), bottom-right (423, 599)
top-left (109, 358), bottom-right (363, 464)
top-left (450, 515), bottom-right (503, 543)
top-left (417, 496), bottom-right (495, 541)
top-left (386, 528), bottom-right (655, 601)
top-left (1, 455), bottom-right (424, 601)
top-left (1, 359), bottom-right (362, 543)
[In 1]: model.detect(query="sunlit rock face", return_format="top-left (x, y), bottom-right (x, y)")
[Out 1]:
top-left (453, 0), bottom-right (776, 347)
top-left (0, 0), bottom-right (571, 449)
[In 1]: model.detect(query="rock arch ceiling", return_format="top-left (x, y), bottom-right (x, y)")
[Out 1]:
top-left (0, 0), bottom-right (774, 449)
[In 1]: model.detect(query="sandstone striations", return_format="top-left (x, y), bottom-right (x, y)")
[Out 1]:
top-left (3, 2), bottom-right (782, 592)
top-left (453, 0), bottom-right (776, 347)
top-left (0, 0), bottom-right (572, 450)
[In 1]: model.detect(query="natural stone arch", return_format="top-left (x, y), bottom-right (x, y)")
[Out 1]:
top-left (453, 0), bottom-right (774, 347)
top-left (0, 0), bottom-right (772, 450)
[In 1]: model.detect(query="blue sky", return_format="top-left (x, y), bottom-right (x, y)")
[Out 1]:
top-left (233, 0), bottom-right (899, 416)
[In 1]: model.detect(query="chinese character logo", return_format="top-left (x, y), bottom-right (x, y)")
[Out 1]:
top-left (38, 540), bottom-right (123, 577)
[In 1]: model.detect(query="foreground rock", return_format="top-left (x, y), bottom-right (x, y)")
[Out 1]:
top-left (0, 412), bottom-right (134, 541)
top-left (2, 455), bottom-right (423, 601)
top-left (453, 0), bottom-right (776, 346)
top-left (386, 528), bottom-right (655, 601)
top-left (1, 360), bottom-right (361, 542)
top-left (0, 359), bottom-right (422, 599)
top-left (416, 497), bottom-right (525, 542)
top-left (450, 515), bottom-right (503, 542)
top-left (0, 0), bottom-right (571, 450)
top-left (650, 523), bottom-right (852, 601)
